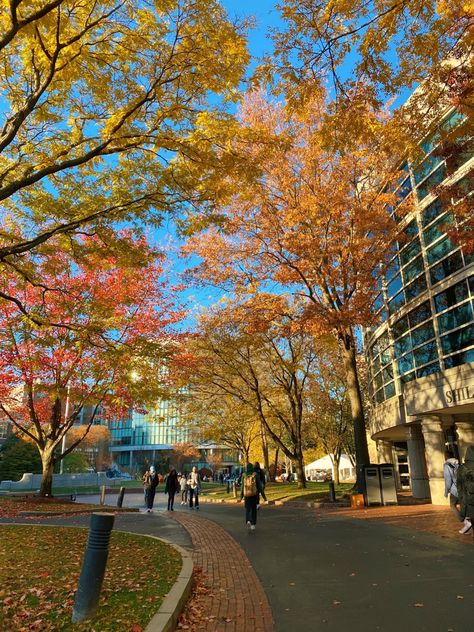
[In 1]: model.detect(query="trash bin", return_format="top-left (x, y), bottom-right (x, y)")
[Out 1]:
top-left (379, 464), bottom-right (398, 505)
top-left (364, 465), bottom-right (382, 506)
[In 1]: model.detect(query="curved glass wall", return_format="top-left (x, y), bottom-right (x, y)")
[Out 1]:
top-left (367, 107), bottom-right (473, 405)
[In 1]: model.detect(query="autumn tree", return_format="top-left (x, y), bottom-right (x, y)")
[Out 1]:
top-left (171, 442), bottom-right (201, 473)
top-left (0, 235), bottom-right (184, 495)
top-left (0, 0), bottom-right (249, 320)
top-left (181, 299), bottom-right (327, 488)
top-left (184, 89), bottom-right (413, 490)
top-left (64, 424), bottom-right (112, 471)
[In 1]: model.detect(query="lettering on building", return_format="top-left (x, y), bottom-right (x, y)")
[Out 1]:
top-left (445, 387), bottom-right (474, 404)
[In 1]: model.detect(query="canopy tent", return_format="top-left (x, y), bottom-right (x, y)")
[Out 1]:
top-left (305, 454), bottom-right (356, 481)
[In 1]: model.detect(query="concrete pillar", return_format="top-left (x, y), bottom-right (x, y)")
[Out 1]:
top-left (420, 416), bottom-right (448, 506)
top-left (455, 420), bottom-right (474, 462)
top-left (376, 440), bottom-right (393, 464)
top-left (406, 424), bottom-right (431, 499)
top-left (129, 450), bottom-right (133, 468)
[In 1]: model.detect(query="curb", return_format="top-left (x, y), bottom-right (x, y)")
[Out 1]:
top-left (198, 496), bottom-right (349, 508)
top-left (143, 538), bottom-right (193, 632)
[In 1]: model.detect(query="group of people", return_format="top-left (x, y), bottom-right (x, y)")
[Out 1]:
top-left (444, 445), bottom-right (474, 535)
top-left (142, 465), bottom-right (201, 512)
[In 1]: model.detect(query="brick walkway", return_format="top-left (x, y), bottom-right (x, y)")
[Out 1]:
top-left (321, 502), bottom-right (474, 543)
top-left (171, 511), bottom-right (273, 632)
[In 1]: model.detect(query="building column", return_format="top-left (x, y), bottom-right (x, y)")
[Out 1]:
top-left (130, 450), bottom-right (133, 468)
top-left (455, 420), bottom-right (474, 462)
top-left (420, 416), bottom-right (448, 506)
top-left (406, 424), bottom-right (431, 499)
top-left (376, 440), bottom-right (393, 464)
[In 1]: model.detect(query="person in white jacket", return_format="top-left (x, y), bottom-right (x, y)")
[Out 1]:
top-left (188, 466), bottom-right (201, 510)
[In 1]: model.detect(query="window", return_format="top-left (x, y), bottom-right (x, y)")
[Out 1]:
top-left (388, 291), bottom-right (405, 315)
top-left (373, 293), bottom-right (384, 311)
top-left (437, 302), bottom-right (474, 333)
top-left (426, 237), bottom-right (456, 265)
top-left (399, 237), bottom-right (421, 266)
top-left (375, 389), bottom-right (385, 404)
top-left (440, 323), bottom-right (474, 355)
top-left (394, 333), bottom-right (411, 357)
top-left (434, 280), bottom-right (469, 313)
top-left (444, 348), bottom-right (474, 369)
top-left (402, 255), bottom-right (424, 284)
top-left (413, 153), bottom-right (443, 185)
top-left (405, 274), bottom-right (427, 301)
top-left (392, 316), bottom-right (409, 339)
top-left (398, 352), bottom-right (414, 374)
top-left (423, 212), bottom-right (454, 247)
top-left (387, 274), bottom-right (403, 298)
top-left (400, 371), bottom-right (416, 384)
top-left (408, 301), bottom-right (431, 328)
top-left (421, 199), bottom-right (443, 227)
top-left (417, 164), bottom-right (446, 200)
top-left (430, 251), bottom-right (464, 285)
top-left (413, 340), bottom-right (438, 367)
top-left (374, 371), bottom-right (383, 390)
top-left (385, 255), bottom-right (400, 281)
top-left (416, 362), bottom-right (440, 378)
top-left (384, 382), bottom-right (396, 399)
top-left (397, 177), bottom-right (412, 200)
top-left (411, 321), bottom-right (435, 347)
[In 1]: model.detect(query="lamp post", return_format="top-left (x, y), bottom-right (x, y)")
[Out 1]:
top-left (59, 385), bottom-right (72, 475)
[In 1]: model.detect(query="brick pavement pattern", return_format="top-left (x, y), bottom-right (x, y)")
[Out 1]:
top-left (171, 511), bottom-right (274, 632)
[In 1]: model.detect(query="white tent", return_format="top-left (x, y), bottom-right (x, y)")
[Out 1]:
top-left (305, 454), bottom-right (355, 481)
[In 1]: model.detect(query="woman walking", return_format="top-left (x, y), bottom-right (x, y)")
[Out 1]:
top-left (165, 469), bottom-right (180, 511)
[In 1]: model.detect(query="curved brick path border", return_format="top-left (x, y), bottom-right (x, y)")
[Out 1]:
top-left (170, 511), bottom-right (273, 632)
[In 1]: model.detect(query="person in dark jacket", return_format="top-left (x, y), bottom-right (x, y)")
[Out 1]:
top-left (143, 465), bottom-right (159, 512)
top-left (241, 463), bottom-right (266, 532)
top-left (254, 461), bottom-right (266, 509)
top-left (165, 469), bottom-right (180, 511)
top-left (457, 445), bottom-right (474, 535)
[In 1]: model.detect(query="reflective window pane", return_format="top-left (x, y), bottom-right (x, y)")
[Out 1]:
top-left (426, 237), bottom-right (456, 265)
top-left (405, 274), bottom-right (427, 301)
top-left (434, 279), bottom-right (469, 313)
top-left (402, 255), bottom-right (424, 284)
top-left (411, 321), bottom-right (435, 347)
top-left (374, 371), bottom-right (383, 390)
top-left (408, 301), bottom-right (431, 328)
top-left (399, 238), bottom-right (421, 266)
top-left (413, 340), bottom-right (438, 367)
top-left (413, 153), bottom-right (443, 185)
top-left (440, 323), bottom-right (474, 355)
top-left (398, 353), bottom-right (414, 374)
top-left (400, 371), bottom-right (416, 384)
top-left (417, 164), bottom-right (446, 200)
top-left (430, 251), bottom-right (463, 285)
top-left (384, 382), bottom-right (396, 399)
top-left (392, 316), bottom-right (409, 339)
top-left (394, 333), bottom-right (411, 357)
top-left (421, 199), bottom-right (443, 227)
top-left (385, 255), bottom-right (400, 281)
top-left (388, 291), bottom-right (405, 315)
top-left (416, 362), bottom-right (440, 378)
top-left (423, 212), bottom-right (454, 246)
top-left (437, 302), bottom-right (474, 333)
top-left (444, 348), bottom-right (474, 369)
top-left (387, 274), bottom-right (403, 298)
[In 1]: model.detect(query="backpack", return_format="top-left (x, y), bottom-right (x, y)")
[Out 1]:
top-left (464, 468), bottom-right (474, 504)
top-left (243, 473), bottom-right (257, 497)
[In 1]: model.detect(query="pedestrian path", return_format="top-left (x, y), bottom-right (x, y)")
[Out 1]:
top-left (171, 511), bottom-right (273, 632)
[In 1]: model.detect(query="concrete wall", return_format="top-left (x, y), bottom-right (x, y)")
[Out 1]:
top-left (0, 471), bottom-right (108, 492)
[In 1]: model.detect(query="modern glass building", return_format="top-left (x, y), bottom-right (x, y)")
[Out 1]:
top-left (365, 105), bottom-right (474, 504)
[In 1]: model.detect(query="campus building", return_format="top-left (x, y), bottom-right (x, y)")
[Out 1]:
top-left (366, 105), bottom-right (474, 504)
top-left (108, 399), bottom-right (240, 475)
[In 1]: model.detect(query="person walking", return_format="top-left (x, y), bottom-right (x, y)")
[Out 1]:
top-left (143, 465), bottom-right (159, 512)
top-left (165, 469), bottom-right (180, 511)
top-left (457, 445), bottom-right (474, 535)
top-left (443, 451), bottom-right (462, 523)
top-left (241, 462), bottom-right (267, 532)
top-left (188, 466), bottom-right (201, 510)
top-left (254, 461), bottom-right (266, 510)
top-left (179, 473), bottom-right (189, 505)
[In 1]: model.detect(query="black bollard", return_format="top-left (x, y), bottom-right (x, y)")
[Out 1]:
top-left (226, 481), bottom-right (230, 494)
top-left (328, 480), bottom-right (336, 502)
top-left (72, 512), bottom-right (115, 623)
top-left (116, 486), bottom-right (125, 508)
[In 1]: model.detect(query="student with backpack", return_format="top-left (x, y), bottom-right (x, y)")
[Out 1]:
top-left (457, 445), bottom-right (474, 535)
top-left (241, 463), bottom-right (267, 532)
top-left (443, 451), bottom-right (462, 522)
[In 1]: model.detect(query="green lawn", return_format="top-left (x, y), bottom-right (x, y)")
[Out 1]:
top-left (0, 525), bottom-right (181, 631)
top-left (207, 481), bottom-right (353, 503)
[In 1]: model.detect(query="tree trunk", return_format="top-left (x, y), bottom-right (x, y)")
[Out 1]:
top-left (293, 450), bottom-right (307, 489)
top-left (339, 327), bottom-right (370, 493)
top-left (39, 448), bottom-right (56, 497)
top-left (333, 456), bottom-right (341, 485)
top-left (260, 421), bottom-right (271, 480)
top-left (272, 447), bottom-right (279, 482)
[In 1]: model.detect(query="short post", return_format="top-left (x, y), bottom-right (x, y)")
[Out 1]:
top-left (100, 485), bottom-right (106, 505)
top-left (328, 480), bottom-right (336, 502)
top-left (226, 480), bottom-right (230, 494)
top-left (116, 486), bottom-right (125, 508)
top-left (232, 481), bottom-right (237, 498)
top-left (72, 512), bottom-right (115, 623)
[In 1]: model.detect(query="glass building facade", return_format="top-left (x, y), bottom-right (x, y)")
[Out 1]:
top-left (365, 106), bottom-right (474, 504)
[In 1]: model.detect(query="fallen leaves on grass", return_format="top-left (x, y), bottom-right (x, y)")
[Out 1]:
top-left (0, 525), bottom-right (181, 631)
